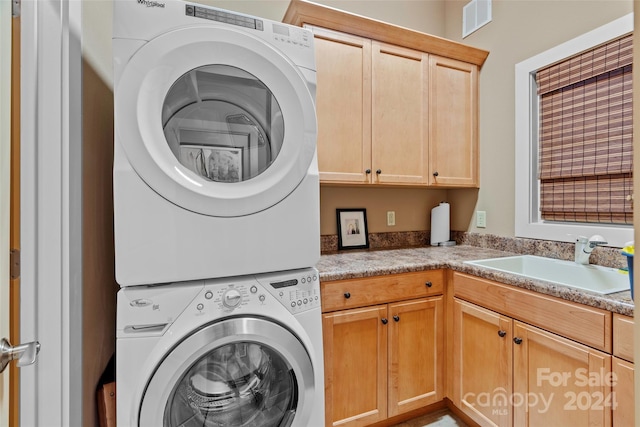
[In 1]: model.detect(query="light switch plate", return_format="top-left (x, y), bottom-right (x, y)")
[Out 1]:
top-left (387, 211), bottom-right (396, 226)
top-left (476, 211), bottom-right (487, 228)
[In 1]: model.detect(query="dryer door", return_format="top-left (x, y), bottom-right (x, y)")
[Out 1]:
top-left (139, 317), bottom-right (315, 427)
top-left (115, 26), bottom-right (316, 217)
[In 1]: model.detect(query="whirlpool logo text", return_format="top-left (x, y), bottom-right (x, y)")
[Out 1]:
top-left (137, 0), bottom-right (166, 8)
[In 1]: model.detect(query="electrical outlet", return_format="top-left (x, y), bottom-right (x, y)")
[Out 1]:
top-left (387, 211), bottom-right (396, 226)
top-left (476, 211), bottom-right (487, 228)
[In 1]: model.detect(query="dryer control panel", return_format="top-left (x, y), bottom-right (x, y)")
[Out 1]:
top-left (185, 4), bottom-right (264, 31)
top-left (184, 2), bottom-right (312, 49)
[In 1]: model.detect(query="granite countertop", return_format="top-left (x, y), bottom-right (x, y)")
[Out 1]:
top-left (316, 245), bottom-right (634, 317)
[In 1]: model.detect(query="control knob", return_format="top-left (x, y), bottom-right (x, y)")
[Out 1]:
top-left (223, 289), bottom-right (242, 308)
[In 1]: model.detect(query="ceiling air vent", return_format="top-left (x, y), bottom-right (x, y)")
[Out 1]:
top-left (463, 0), bottom-right (492, 38)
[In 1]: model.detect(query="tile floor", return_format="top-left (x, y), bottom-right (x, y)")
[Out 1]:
top-left (389, 408), bottom-right (469, 427)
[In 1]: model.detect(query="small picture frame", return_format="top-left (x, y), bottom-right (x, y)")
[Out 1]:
top-left (337, 208), bottom-right (369, 250)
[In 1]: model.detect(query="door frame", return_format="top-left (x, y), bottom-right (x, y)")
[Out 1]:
top-left (20, 1), bottom-right (83, 426)
top-left (1, 0), bottom-right (12, 424)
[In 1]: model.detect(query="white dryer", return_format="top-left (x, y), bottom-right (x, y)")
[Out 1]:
top-left (116, 267), bottom-right (324, 426)
top-left (113, 0), bottom-right (319, 286)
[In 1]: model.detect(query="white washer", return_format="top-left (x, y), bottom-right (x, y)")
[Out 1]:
top-left (116, 267), bottom-right (324, 426)
top-left (113, 0), bottom-right (319, 286)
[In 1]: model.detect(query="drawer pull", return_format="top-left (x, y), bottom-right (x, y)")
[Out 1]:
top-left (381, 318), bottom-right (388, 325)
top-left (513, 337), bottom-right (523, 345)
top-left (498, 330), bottom-right (507, 338)
top-left (344, 292), bottom-right (351, 299)
top-left (393, 315), bottom-right (400, 322)
top-left (365, 169), bottom-right (371, 174)
top-left (425, 281), bottom-right (433, 288)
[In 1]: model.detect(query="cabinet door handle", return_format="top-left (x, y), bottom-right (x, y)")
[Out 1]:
top-left (513, 337), bottom-right (523, 345)
top-left (381, 318), bottom-right (388, 325)
top-left (498, 330), bottom-right (507, 338)
top-left (376, 169), bottom-right (382, 174)
top-left (393, 315), bottom-right (400, 322)
top-left (365, 169), bottom-right (371, 174)
top-left (344, 292), bottom-right (351, 299)
top-left (425, 281), bottom-right (433, 288)
top-left (433, 171), bottom-right (439, 177)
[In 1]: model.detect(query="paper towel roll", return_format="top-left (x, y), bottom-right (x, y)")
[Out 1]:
top-left (431, 202), bottom-right (450, 246)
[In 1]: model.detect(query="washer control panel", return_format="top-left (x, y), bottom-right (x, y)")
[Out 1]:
top-left (257, 268), bottom-right (321, 315)
top-left (191, 268), bottom-right (320, 317)
top-left (198, 282), bottom-right (252, 315)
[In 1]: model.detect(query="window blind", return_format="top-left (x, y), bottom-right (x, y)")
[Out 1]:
top-left (536, 34), bottom-right (633, 225)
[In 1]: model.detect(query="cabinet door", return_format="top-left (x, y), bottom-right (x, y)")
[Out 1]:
top-left (388, 297), bottom-right (444, 416)
top-left (371, 41), bottom-right (429, 185)
top-left (323, 305), bottom-right (388, 427)
top-left (452, 299), bottom-right (512, 427)
top-left (612, 357), bottom-right (634, 427)
top-left (513, 321), bottom-right (612, 427)
top-left (309, 26), bottom-right (372, 184)
top-left (429, 56), bottom-right (478, 187)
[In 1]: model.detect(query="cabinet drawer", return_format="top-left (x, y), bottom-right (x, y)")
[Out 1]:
top-left (613, 313), bottom-right (634, 362)
top-left (321, 270), bottom-right (444, 312)
top-left (453, 272), bottom-right (612, 352)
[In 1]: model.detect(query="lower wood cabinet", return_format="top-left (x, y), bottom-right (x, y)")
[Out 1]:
top-left (612, 356), bottom-right (634, 427)
top-left (612, 314), bottom-right (635, 427)
top-left (322, 279), bottom-right (444, 427)
top-left (320, 269), bottom-right (632, 427)
top-left (452, 298), bottom-right (512, 427)
top-left (452, 298), bottom-right (613, 427)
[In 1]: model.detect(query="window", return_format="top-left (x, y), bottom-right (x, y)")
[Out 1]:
top-left (515, 13), bottom-right (633, 247)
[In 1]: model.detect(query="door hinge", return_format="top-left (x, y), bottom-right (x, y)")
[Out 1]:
top-left (12, 0), bottom-right (20, 18)
top-left (10, 249), bottom-right (19, 280)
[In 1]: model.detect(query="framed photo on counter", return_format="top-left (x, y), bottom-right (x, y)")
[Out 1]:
top-left (336, 208), bottom-right (369, 250)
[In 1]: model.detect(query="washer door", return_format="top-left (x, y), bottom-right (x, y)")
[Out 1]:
top-left (115, 26), bottom-right (316, 217)
top-left (139, 317), bottom-right (315, 427)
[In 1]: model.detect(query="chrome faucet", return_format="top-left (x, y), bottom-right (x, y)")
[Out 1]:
top-left (574, 235), bottom-right (608, 265)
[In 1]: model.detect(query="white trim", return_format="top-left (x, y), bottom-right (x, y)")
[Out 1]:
top-left (20, 1), bottom-right (83, 425)
top-left (515, 13), bottom-right (634, 248)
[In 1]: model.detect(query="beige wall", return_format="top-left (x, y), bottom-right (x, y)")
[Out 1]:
top-left (443, 0), bottom-right (633, 236)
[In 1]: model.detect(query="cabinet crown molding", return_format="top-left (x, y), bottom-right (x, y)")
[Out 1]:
top-left (283, 0), bottom-right (489, 67)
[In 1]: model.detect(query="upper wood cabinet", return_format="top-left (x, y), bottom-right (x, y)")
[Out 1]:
top-left (429, 56), bottom-right (478, 186)
top-left (311, 28), bottom-right (429, 185)
top-left (312, 27), bottom-right (372, 184)
top-left (372, 42), bottom-right (429, 185)
top-left (284, 0), bottom-right (488, 188)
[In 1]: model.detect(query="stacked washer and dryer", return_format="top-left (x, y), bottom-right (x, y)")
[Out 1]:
top-left (112, 1), bottom-right (324, 425)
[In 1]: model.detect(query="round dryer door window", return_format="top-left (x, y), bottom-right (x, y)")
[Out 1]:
top-left (163, 65), bottom-right (284, 184)
top-left (138, 317), bottom-right (316, 427)
top-left (115, 26), bottom-right (317, 217)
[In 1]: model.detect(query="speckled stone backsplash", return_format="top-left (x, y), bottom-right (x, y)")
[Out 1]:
top-left (321, 231), bottom-right (627, 269)
top-left (321, 231), bottom-right (429, 253)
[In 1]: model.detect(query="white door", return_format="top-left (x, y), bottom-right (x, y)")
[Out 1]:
top-left (18, 1), bottom-right (83, 426)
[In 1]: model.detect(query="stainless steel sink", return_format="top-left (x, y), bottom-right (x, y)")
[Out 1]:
top-left (465, 255), bottom-right (630, 294)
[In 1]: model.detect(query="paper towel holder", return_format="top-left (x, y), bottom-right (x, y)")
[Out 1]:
top-left (430, 202), bottom-right (456, 247)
